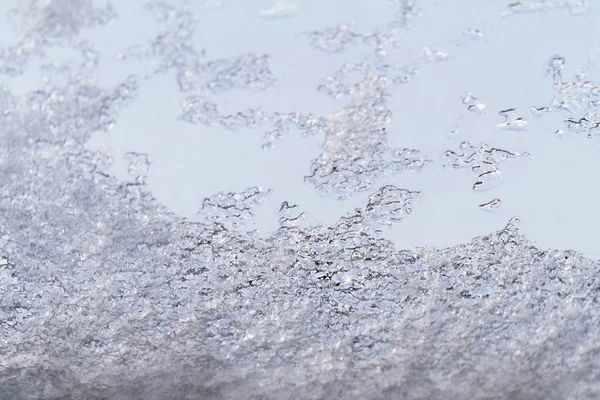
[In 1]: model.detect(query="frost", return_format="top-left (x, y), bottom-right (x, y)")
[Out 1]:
top-left (179, 97), bottom-right (268, 129)
top-left (199, 187), bottom-right (270, 228)
top-left (122, 2), bottom-right (275, 93)
top-left (277, 201), bottom-right (305, 230)
top-left (361, 185), bottom-right (420, 227)
top-left (535, 57), bottom-right (600, 137)
top-left (422, 47), bottom-right (450, 62)
top-left (9, 0), bottom-right (116, 42)
top-left (306, 0), bottom-right (419, 54)
top-left (497, 108), bottom-right (528, 131)
top-left (443, 142), bottom-right (528, 192)
top-left (530, 105), bottom-right (551, 117)
top-left (125, 152), bottom-right (150, 185)
top-left (463, 28), bottom-right (484, 41)
top-left (0, 0), bottom-right (115, 76)
top-left (462, 92), bottom-right (486, 113)
top-left (204, 54), bottom-right (276, 94)
top-left (507, 0), bottom-right (591, 15)
top-left (479, 197), bottom-right (502, 211)
top-left (259, 1), bottom-right (299, 19)
top-left (305, 104), bottom-right (430, 197)
top-left (307, 24), bottom-right (363, 54)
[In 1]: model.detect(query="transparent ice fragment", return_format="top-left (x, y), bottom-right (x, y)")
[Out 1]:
top-left (423, 47), bottom-right (450, 62)
top-left (125, 152), bottom-right (150, 185)
top-left (205, 54), bottom-right (276, 93)
top-left (444, 142), bottom-right (526, 191)
top-left (563, 0), bottom-right (591, 15)
top-left (473, 168), bottom-right (501, 192)
top-left (259, 1), bottom-right (299, 19)
top-left (307, 24), bottom-right (361, 54)
top-left (362, 185), bottom-right (420, 226)
top-left (9, 0), bottom-right (116, 43)
top-left (529, 106), bottom-right (551, 117)
top-left (179, 97), bottom-right (268, 129)
top-left (462, 92), bottom-right (486, 113)
top-left (564, 114), bottom-right (600, 137)
top-left (507, 0), bottom-right (591, 15)
top-left (463, 29), bottom-right (484, 41)
top-left (468, 103), bottom-right (487, 113)
top-left (200, 187), bottom-right (270, 228)
top-left (498, 108), bottom-right (528, 131)
top-left (549, 56), bottom-right (565, 82)
top-left (278, 201), bottom-right (305, 230)
top-left (479, 198), bottom-right (502, 211)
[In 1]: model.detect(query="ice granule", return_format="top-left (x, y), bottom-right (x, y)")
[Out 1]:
top-left (443, 142), bottom-right (528, 192)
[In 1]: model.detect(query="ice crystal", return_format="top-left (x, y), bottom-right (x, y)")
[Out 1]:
top-left (199, 187), bottom-right (270, 228)
top-left (443, 142), bottom-right (528, 192)
top-left (507, 0), bottom-right (591, 15)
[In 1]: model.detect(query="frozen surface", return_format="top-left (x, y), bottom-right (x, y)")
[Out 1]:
top-left (0, 0), bottom-right (599, 399)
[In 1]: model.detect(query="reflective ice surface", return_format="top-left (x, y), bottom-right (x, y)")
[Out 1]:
top-left (0, 1), bottom-right (599, 399)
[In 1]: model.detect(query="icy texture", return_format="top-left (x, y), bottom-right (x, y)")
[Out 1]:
top-left (0, 0), bottom-right (115, 76)
top-left (181, 55), bottom-right (430, 197)
top-left (125, 152), bottom-right (150, 185)
top-left (305, 112), bottom-right (430, 197)
top-left (306, 0), bottom-right (420, 54)
top-left (123, 2), bottom-right (275, 93)
top-left (127, 0), bottom-right (429, 197)
top-left (358, 185), bottom-right (419, 227)
top-left (462, 92), bottom-right (487, 113)
top-left (1, 1), bottom-right (600, 400)
top-left (530, 56), bottom-right (600, 138)
top-left (479, 197), bottom-right (502, 211)
top-left (506, 0), bottom-right (591, 15)
top-left (200, 187), bottom-right (270, 228)
top-left (179, 97), bottom-right (269, 129)
top-left (443, 142), bottom-right (528, 192)
top-left (497, 108), bottom-right (529, 131)
top-left (277, 201), bottom-right (305, 230)
top-left (259, 1), bottom-right (299, 19)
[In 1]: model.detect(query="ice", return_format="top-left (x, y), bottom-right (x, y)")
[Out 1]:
top-left (443, 142), bottom-right (527, 192)
top-left (497, 108), bottom-right (528, 131)
top-left (199, 187), bottom-right (270, 228)
top-left (1, 0), bottom-right (600, 399)
top-left (506, 0), bottom-right (591, 15)
top-left (259, 1), bottom-right (299, 19)
top-left (462, 92), bottom-right (486, 113)
top-left (479, 197), bottom-right (502, 211)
